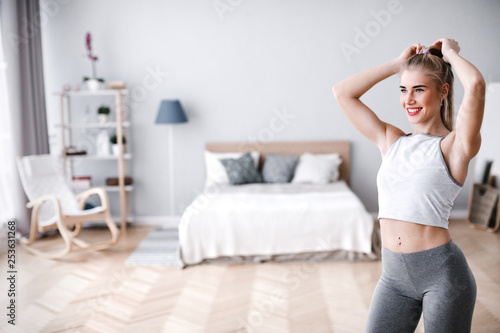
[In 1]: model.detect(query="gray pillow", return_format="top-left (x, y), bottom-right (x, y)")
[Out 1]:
top-left (262, 154), bottom-right (299, 183)
top-left (220, 152), bottom-right (263, 185)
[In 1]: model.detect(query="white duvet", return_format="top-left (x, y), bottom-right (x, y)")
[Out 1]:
top-left (178, 181), bottom-right (374, 266)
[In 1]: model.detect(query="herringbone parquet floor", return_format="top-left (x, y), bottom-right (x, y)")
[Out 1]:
top-left (1, 219), bottom-right (499, 332)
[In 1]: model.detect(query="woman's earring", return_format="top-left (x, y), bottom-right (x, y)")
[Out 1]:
top-left (441, 99), bottom-right (444, 106)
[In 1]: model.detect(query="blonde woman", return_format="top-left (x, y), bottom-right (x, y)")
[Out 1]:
top-left (333, 38), bottom-right (485, 332)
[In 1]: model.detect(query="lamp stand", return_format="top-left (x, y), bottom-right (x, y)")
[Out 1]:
top-left (168, 125), bottom-right (175, 217)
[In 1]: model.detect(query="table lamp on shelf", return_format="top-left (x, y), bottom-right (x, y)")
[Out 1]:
top-left (155, 99), bottom-right (188, 217)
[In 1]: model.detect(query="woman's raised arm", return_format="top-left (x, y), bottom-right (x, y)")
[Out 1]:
top-left (438, 38), bottom-right (486, 159)
top-left (332, 44), bottom-right (421, 153)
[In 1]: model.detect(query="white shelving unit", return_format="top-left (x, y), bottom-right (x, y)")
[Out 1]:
top-left (55, 121), bottom-right (131, 129)
top-left (56, 89), bottom-right (132, 232)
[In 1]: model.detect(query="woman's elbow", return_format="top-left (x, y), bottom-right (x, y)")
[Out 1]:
top-left (467, 75), bottom-right (486, 97)
top-left (332, 84), bottom-right (344, 100)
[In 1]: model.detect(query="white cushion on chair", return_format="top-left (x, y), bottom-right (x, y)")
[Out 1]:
top-left (18, 155), bottom-right (90, 226)
top-left (23, 154), bottom-right (61, 177)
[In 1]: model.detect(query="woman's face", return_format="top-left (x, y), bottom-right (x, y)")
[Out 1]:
top-left (399, 69), bottom-right (447, 126)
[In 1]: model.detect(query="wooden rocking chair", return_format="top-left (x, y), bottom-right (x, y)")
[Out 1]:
top-left (17, 154), bottom-right (119, 259)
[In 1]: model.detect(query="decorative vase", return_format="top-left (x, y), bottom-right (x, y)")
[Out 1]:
top-left (86, 78), bottom-right (101, 91)
top-left (96, 131), bottom-right (110, 156)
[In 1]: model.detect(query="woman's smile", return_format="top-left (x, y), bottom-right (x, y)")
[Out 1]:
top-left (407, 107), bottom-right (423, 116)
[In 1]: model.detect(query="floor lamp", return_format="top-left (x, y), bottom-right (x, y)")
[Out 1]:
top-left (155, 100), bottom-right (188, 217)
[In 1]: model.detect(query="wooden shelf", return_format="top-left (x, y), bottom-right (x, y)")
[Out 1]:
top-left (54, 89), bottom-right (129, 96)
top-left (104, 186), bottom-right (134, 192)
top-left (63, 154), bottom-right (132, 160)
top-left (72, 185), bottom-right (134, 192)
top-left (57, 88), bottom-right (131, 233)
top-left (56, 121), bottom-right (131, 129)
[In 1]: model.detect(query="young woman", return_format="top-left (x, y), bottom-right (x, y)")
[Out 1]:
top-left (333, 38), bottom-right (485, 333)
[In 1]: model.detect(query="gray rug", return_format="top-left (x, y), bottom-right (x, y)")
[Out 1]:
top-left (125, 227), bottom-right (180, 266)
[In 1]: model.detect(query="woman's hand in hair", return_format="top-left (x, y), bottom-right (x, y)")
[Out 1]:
top-left (434, 38), bottom-right (461, 63)
top-left (399, 43), bottom-right (422, 62)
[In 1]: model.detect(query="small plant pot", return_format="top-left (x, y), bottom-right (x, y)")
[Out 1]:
top-left (98, 114), bottom-right (109, 124)
top-left (112, 144), bottom-right (125, 156)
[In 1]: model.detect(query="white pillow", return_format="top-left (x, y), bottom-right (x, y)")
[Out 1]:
top-left (204, 151), bottom-right (260, 188)
top-left (291, 153), bottom-right (342, 184)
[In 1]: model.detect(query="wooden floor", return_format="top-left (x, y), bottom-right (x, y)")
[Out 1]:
top-left (1, 219), bottom-right (499, 332)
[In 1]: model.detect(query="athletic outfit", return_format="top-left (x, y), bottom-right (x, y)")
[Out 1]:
top-left (365, 134), bottom-right (477, 333)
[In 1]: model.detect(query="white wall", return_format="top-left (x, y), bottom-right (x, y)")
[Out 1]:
top-left (476, 83), bottom-right (500, 181)
top-left (40, 0), bottom-right (500, 218)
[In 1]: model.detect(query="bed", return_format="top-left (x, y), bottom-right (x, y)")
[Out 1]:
top-left (178, 141), bottom-right (380, 268)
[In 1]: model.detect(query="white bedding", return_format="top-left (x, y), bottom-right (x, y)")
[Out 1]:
top-left (178, 181), bottom-right (374, 267)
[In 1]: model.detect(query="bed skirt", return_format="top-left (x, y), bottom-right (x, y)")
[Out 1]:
top-left (181, 221), bottom-right (381, 267)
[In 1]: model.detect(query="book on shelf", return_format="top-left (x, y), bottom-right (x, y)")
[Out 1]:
top-left (72, 176), bottom-right (91, 189)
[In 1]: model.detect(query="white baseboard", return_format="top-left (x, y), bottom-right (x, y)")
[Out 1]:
top-left (449, 209), bottom-right (468, 220)
top-left (132, 215), bottom-right (181, 228)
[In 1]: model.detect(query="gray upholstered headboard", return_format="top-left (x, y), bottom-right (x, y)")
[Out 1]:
top-left (205, 140), bottom-right (350, 185)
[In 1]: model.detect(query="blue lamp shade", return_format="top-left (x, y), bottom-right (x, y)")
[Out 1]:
top-left (155, 100), bottom-right (188, 124)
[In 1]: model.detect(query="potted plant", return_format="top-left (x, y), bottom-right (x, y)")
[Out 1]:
top-left (110, 134), bottom-right (126, 156)
top-left (97, 105), bottom-right (111, 123)
top-left (83, 32), bottom-right (104, 91)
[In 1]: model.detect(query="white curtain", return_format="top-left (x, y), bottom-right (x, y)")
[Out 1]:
top-left (0, 6), bottom-right (17, 226)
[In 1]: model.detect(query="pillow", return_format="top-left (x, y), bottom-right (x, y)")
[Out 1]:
top-left (291, 153), bottom-right (342, 184)
top-left (204, 151), bottom-right (260, 188)
top-left (262, 154), bottom-right (299, 183)
top-left (220, 152), bottom-right (263, 185)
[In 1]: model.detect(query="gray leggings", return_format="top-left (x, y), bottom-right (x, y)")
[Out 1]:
top-left (365, 240), bottom-right (476, 333)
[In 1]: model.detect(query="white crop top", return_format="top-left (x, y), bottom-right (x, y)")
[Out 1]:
top-left (377, 133), bottom-right (463, 229)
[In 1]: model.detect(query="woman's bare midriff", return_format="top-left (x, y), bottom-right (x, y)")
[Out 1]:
top-left (380, 218), bottom-right (451, 253)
